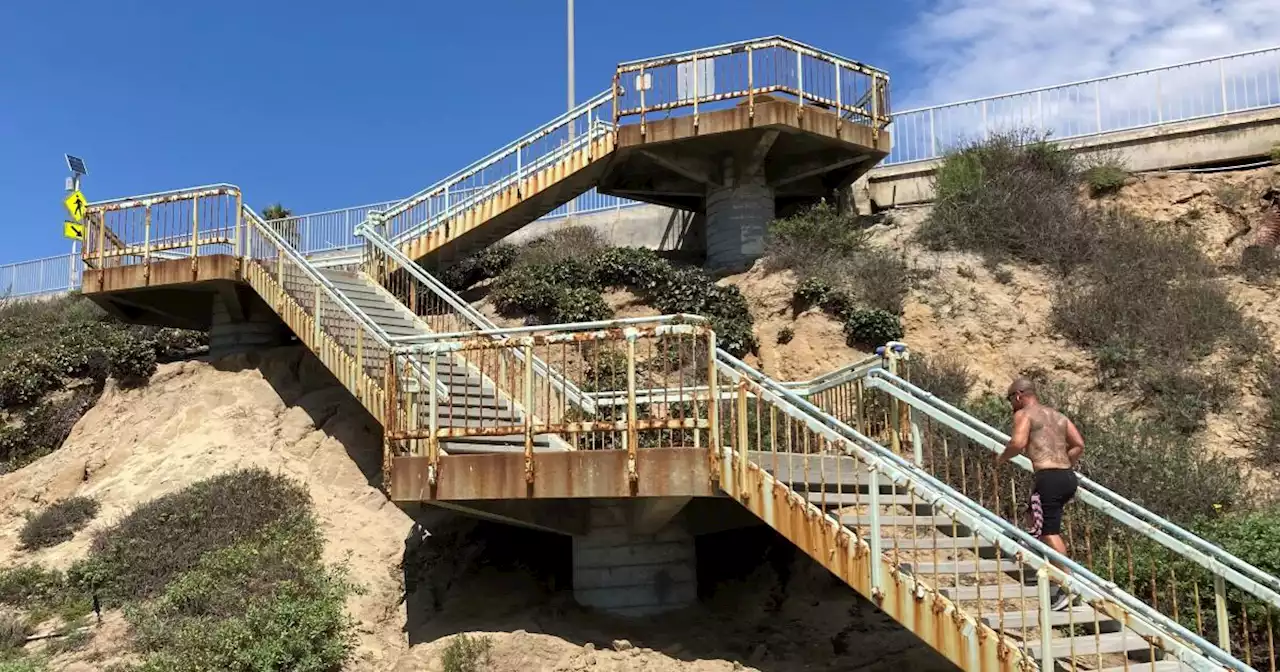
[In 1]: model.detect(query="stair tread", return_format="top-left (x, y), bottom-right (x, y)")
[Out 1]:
top-left (1027, 629), bottom-right (1157, 658)
top-left (941, 583), bottom-right (1038, 601)
top-left (1093, 661), bottom-right (1185, 672)
top-left (840, 514), bottom-right (967, 529)
top-left (803, 492), bottom-right (931, 507)
top-left (904, 559), bottom-right (1022, 574)
top-left (984, 606), bottom-right (1118, 631)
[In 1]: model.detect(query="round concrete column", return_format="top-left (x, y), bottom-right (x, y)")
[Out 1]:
top-left (705, 173), bottom-right (775, 274)
top-left (209, 294), bottom-right (292, 360)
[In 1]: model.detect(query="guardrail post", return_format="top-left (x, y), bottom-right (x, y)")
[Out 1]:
top-left (796, 48), bottom-right (803, 108)
top-left (626, 334), bottom-right (639, 485)
top-left (313, 285), bottom-right (322, 345)
top-left (706, 331), bottom-right (721, 484)
top-left (735, 380), bottom-right (749, 501)
top-left (867, 466), bottom-right (883, 599)
top-left (1038, 567), bottom-right (1054, 670)
top-left (1215, 574), bottom-right (1231, 652)
top-left (428, 354), bottom-right (439, 483)
top-left (143, 206), bottom-right (152, 282)
top-left (234, 193), bottom-right (243, 260)
top-left (1220, 60), bottom-right (1229, 115)
top-left (524, 344), bottom-right (535, 485)
top-left (747, 46), bottom-right (755, 123)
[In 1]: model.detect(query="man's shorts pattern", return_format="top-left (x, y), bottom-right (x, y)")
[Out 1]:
top-left (1028, 468), bottom-right (1078, 537)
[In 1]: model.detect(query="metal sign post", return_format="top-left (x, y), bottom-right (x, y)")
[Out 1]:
top-left (64, 154), bottom-right (88, 288)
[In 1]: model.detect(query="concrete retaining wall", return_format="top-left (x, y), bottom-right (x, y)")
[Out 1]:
top-left (860, 106), bottom-right (1280, 209)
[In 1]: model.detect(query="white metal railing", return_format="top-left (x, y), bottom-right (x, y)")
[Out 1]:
top-left (0, 253), bottom-right (81, 299)
top-left (384, 91), bottom-right (615, 245)
top-left (885, 44), bottom-right (1280, 165)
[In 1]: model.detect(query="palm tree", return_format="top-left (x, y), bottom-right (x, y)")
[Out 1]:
top-left (260, 203), bottom-right (301, 249)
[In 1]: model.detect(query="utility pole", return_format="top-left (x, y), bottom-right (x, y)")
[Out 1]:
top-left (567, 0), bottom-right (575, 111)
top-left (566, 0), bottom-right (577, 223)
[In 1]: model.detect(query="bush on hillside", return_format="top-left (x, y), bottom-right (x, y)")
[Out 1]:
top-left (440, 244), bottom-right (518, 291)
top-left (126, 513), bottom-right (357, 672)
top-left (918, 129), bottom-right (1096, 272)
top-left (769, 202), bottom-right (911, 319)
top-left (1051, 211), bottom-right (1252, 366)
top-left (76, 468), bottom-right (312, 605)
top-left (442, 633), bottom-right (493, 672)
top-left (1082, 160), bottom-right (1129, 197)
top-left (907, 353), bottom-right (975, 406)
top-left (19, 496), bottom-right (100, 551)
top-left (1249, 357), bottom-right (1280, 466)
top-left (0, 565), bottom-right (91, 626)
top-left (0, 613), bottom-right (30, 653)
top-left (1135, 366), bottom-right (1231, 436)
top-left (485, 243), bottom-right (758, 357)
top-left (0, 387), bottom-right (100, 474)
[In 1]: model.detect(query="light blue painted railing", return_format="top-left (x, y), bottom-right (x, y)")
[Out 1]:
top-left (884, 44), bottom-right (1280, 165)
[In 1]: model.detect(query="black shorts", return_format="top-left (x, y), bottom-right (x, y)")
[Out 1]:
top-left (1029, 469), bottom-right (1078, 537)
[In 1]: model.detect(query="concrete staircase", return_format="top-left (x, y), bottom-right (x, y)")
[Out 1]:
top-left (758, 451), bottom-right (1192, 672)
top-left (317, 267), bottom-right (571, 455)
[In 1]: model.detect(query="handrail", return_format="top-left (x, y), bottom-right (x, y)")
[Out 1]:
top-left (85, 183), bottom-right (241, 209)
top-left (356, 222), bottom-right (596, 413)
top-left (892, 43), bottom-right (1280, 116)
top-left (243, 206), bottom-right (395, 346)
top-left (391, 120), bottom-right (612, 244)
top-left (868, 367), bottom-right (1280, 610)
top-left (616, 34), bottom-right (890, 80)
top-left (381, 89), bottom-right (613, 224)
top-left (715, 349), bottom-right (1249, 672)
top-left (389, 313), bottom-right (708, 346)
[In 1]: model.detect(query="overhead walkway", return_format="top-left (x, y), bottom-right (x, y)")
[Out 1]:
top-left (71, 36), bottom-right (1278, 672)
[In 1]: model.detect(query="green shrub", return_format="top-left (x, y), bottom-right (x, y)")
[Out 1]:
top-left (793, 277), bottom-right (832, 311)
top-left (19, 497), bottom-right (99, 551)
top-left (0, 613), bottom-right (29, 651)
top-left (1082, 160), bottom-right (1129, 197)
top-left (516, 226), bottom-right (608, 268)
top-left (1, 388), bottom-right (100, 474)
top-left (551, 287), bottom-right (612, 324)
top-left (78, 469), bottom-right (311, 606)
top-left (0, 659), bottom-right (43, 672)
top-left (126, 514), bottom-right (357, 672)
top-left (907, 353), bottom-right (975, 406)
top-left (0, 565), bottom-right (90, 625)
top-left (441, 633), bottom-right (493, 672)
top-left (441, 243), bottom-right (518, 291)
top-left (1052, 212), bottom-right (1250, 366)
top-left (592, 247), bottom-right (667, 290)
top-left (842, 309), bottom-right (903, 349)
top-left (1136, 366), bottom-right (1230, 436)
top-left (776, 327), bottom-right (794, 345)
top-left (766, 200), bottom-right (869, 270)
top-left (1270, 144), bottom-right (1280, 163)
top-left (919, 130), bottom-right (1095, 272)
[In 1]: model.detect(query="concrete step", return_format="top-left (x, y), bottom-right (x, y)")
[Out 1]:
top-left (1027, 630), bottom-right (1157, 659)
top-left (877, 535), bottom-right (994, 551)
top-left (802, 491), bottom-right (931, 508)
top-left (904, 559), bottom-right (1023, 575)
top-left (941, 583), bottom-right (1039, 602)
top-left (1093, 661), bottom-right (1186, 672)
top-left (839, 514), bottom-right (969, 532)
top-left (983, 606), bottom-right (1120, 633)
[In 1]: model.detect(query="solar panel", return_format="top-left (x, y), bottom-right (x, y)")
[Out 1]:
top-left (65, 154), bottom-right (87, 176)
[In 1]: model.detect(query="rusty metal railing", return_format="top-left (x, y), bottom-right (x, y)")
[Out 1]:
top-left (82, 185), bottom-right (242, 273)
top-left (614, 35), bottom-right (892, 135)
top-left (715, 350), bottom-right (1248, 672)
top-left (388, 317), bottom-right (716, 484)
top-left (858, 354), bottom-right (1280, 672)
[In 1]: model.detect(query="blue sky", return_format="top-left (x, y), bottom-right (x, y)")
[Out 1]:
top-left (2, 1), bottom-right (1276, 265)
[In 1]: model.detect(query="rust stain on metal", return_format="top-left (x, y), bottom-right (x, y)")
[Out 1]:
top-left (389, 448), bottom-right (714, 501)
top-left (87, 186), bottom-right (239, 213)
top-left (726, 455), bottom-right (1028, 672)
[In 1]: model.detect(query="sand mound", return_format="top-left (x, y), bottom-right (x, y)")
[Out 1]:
top-left (0, 346), bottom-right (416, 669)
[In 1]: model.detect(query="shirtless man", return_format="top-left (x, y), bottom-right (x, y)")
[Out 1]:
top-left (996, 377), bottom-right (1085, 610)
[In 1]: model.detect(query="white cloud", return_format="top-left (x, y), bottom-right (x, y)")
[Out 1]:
top-left (901, 0), bottom-right (1280, 107)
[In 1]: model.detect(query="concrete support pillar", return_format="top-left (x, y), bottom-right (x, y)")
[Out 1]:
top-left (572, 500), bottom-right (696, 617)
top-left (209, 293), bottom-right (291, 360)
top-left (704, 170), bottom-right (775, 274)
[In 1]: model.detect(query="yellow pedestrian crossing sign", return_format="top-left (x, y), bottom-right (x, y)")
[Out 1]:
top-left (63, 190), bottom-right (87, 222)
top-left (63, 220), bottom-right (85, 241)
